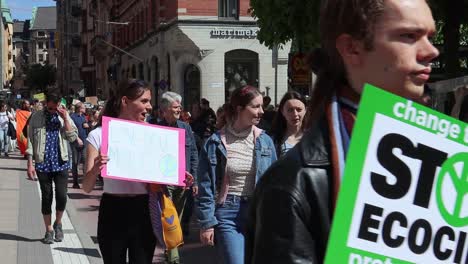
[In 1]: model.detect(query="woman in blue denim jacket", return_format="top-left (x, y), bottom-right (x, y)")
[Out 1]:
top-left (196, 86), bottom-right (277, 264)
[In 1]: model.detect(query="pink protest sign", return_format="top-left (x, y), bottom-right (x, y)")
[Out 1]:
top-left (101, 116), bottom-right (186, 186)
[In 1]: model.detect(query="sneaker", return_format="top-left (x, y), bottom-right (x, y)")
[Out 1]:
top-left (53, 222), bottom-right (64, 242)
top-left (42, 230), bottom-right (54, 244)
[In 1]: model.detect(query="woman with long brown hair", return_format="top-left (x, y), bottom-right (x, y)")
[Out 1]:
top-left (83, 79), bottom-right (156, 264)
top-left (270, 91), bottom-right (307, 157)
top-left (196, 86), bottom-right (277, 264)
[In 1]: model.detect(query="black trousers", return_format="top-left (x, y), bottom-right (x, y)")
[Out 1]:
top-left (98, 193), bottom-right (157, 264)
top-left (37, 170), bottom-right (68, 215)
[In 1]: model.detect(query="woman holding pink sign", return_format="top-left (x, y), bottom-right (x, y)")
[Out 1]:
top-left (82, 79), bottom-right (157, 264)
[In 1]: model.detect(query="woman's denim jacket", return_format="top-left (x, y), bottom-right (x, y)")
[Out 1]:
top-left (196, 126), bottom-right (277, 230)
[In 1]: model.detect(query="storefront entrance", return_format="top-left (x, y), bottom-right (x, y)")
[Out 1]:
top-left (225, 49), bottom-right (259, 101)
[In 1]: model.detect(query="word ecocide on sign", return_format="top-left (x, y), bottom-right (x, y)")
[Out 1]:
top-left (325, 84), bottom-right (468, 264)
top-left (358, 134), bottom-right (466, 263)
top-left (210, 28), bottom-right (258, 39)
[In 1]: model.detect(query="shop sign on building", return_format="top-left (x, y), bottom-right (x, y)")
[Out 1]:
top-left (210, 28), bottom-right (259, 39)
top-left (290, 53), bottom-right (311, 86)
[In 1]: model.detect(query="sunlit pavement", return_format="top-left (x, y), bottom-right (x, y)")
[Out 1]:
top-left (0, 151), bottom-right (217, 264)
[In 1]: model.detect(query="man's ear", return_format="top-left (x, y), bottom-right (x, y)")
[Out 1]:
top-left (336, 34), bottom-right (365, 66)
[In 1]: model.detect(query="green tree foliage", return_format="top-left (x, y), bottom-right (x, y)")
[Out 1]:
top-left (251, 0), bottom-right (468, 78)
top-left (25, 63), bottom-right (57, 91)
top-left (249, 0), bottom-right (320, 51)
top-left (429, 0), bottom-right (468, 78)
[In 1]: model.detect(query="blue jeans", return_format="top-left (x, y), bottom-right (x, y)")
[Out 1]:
top-left (214, 194), bottom-right (250, 264)
top-left (0, 127), bottom-right (8, 154)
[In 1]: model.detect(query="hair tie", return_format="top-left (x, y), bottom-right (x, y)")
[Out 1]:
top-left (240, 86), bottom-right (251, 96)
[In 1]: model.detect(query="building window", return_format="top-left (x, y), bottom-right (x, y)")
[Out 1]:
top-left (13, 55), bottom-right (15, 61)
top-left (138, 63), bottom-right (144, 80)
top-left (132, 65), bottom-right (136, 78)
top-left (38, 42), bottom-right (44, 49)
top-left (219, 0), bottom-right (239, 19)
top-left (151, 0), bottom-right (157, 27)
top-left (183, 65), bottom-right (201, 110)
top-left (38, 31), bottom-right (45, 37)
top-left (39, 54), bottom-right (44, 62)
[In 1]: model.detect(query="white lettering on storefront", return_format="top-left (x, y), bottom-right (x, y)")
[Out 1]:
top-left (210, 28), bottom-right (258, 39)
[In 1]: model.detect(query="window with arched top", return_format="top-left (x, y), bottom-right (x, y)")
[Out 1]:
top-left (183, 64), bottom-right (201, 110)
top-left (138, 63), bottom-right (144, 80)
top-left (131, 65), bottom-right (136, 78)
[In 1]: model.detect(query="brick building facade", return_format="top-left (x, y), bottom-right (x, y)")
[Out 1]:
top-left (89, 0), bottom-right (290, 109)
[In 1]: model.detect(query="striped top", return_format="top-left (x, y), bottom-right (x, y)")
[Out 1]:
top-left (225, 124), bottom-right (256, 197)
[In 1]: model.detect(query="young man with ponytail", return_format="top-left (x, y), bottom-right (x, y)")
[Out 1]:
top-left (245, 0), bottom-right (439, 263)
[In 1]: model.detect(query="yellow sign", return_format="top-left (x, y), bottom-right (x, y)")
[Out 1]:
top-left (85, 96), bottom-right (99, 106)
top-left (33, 93), bottom-right (46, 102)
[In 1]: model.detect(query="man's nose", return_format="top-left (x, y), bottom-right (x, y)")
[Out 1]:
top-left (419, 38), bottom-right (439, 64)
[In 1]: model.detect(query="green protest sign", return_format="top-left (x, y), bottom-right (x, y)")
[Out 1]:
top-left (60, 98), bottom-right (67, 108)
top-left (325, 84), bottom-right (468, 264)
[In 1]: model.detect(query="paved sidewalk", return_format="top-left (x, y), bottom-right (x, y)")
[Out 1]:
top-left (0, 152), bottom-right (101, 264)
top-left (0, 152), bottom-right (217, 264)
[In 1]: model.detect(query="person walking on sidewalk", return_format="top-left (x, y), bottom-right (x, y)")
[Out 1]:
top-left (0, 102), bottom-right (14, 157)
top-left (16, 100), bottom-right (31, 157)
top-left (70, 102), bottom-right (88, 189)
top-left (26, 92), bottom-right (78, 244)
top-left (157, 91), bottom-right (199, 264)
top-left (196, 86), bottom-right (277, 264)
top-left (270, 91), bottom-right (307, 157)
top-left (245, 0), bottom-right (440, 262)
top-left (83, 79), bottom-right (157, 264)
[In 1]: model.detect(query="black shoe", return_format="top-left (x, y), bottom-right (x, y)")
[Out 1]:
top-left (53, 222), bottom-right (64, 242)
top-left (4, 153), bottom-right (8, 157)
top-left (42, 230), bottom-right (54, 244)
top-left (72, 183), bottom-right (80, 189)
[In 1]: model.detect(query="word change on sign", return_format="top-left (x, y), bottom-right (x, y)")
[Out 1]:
top-left (101, 116), bottom-right (186, 186)
top-left (325, 84), bottom-right (468, 264)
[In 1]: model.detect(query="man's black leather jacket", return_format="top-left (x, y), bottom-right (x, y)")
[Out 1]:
top-left (245, 116), bottom-right (334, 263)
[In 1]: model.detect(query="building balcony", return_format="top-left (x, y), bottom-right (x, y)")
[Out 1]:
top-left (90, 35), bottom-right (111, 59)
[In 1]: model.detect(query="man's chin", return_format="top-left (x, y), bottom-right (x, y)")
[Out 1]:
top-left (405, 85), bottom-right (425, 100)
